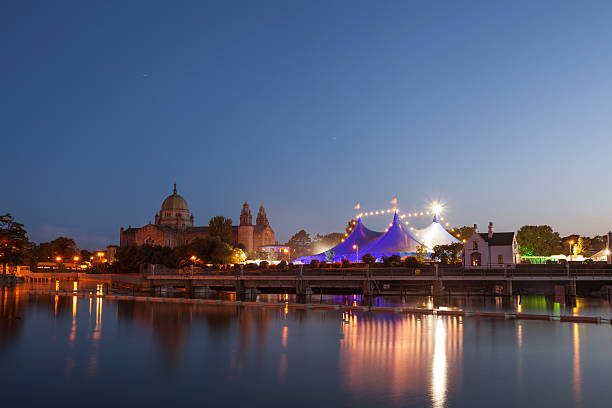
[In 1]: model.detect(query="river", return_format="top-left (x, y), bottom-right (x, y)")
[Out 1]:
top-left (1, 284), bottom-right (612, 407)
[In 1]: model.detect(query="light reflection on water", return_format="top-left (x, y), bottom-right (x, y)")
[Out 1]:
top-left (35, 280), bottom-right (612, 317)
top-left (1, 285), bottom-right (612, 407)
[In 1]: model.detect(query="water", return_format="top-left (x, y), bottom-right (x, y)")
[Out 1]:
top-left (2, 285), bottom-right (612, 407)
top-left (42, 279), bottom-right (612, 318)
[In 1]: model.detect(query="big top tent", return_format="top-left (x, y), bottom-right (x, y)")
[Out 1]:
top-left (294, 217), bottom-right (382, 263)
top-left (415, 215), bottom-right (461, 250)
top-left (360, 212), bottom-right (421, 260)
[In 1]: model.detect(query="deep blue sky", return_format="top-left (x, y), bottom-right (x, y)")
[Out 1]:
top-left (2, 1), bottom-right (612, 250)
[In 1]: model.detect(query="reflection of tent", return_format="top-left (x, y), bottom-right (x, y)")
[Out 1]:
top-left (360, 212), bottom-right (421, 260)
top-left (294, 218), bottom-right (382, 263)
top-left (414, 215), bottom-right (461, 249)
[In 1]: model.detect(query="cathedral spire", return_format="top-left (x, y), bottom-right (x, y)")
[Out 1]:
top-left (256, 205), bottom-right (269, 226)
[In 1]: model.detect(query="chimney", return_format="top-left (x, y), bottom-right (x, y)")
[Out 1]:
top-left (473, 224), bottom-right (478, 233)
top-left (488, 222), bottom-right (494, 239)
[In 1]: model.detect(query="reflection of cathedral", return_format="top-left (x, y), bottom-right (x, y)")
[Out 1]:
top-left (120, 183), bottom-right (275, 252)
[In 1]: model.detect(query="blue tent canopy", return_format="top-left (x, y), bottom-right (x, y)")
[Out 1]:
top-left (295, 217), bottom-right (382, 263)
top-left (360, 212), bottom-right (421, 260)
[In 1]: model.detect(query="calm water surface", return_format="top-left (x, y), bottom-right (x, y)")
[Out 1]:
top-left (2, 285), bottom-right (612, 407)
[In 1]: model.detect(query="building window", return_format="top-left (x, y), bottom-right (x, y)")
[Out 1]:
top-left (473, 241), bottom-right (478, 250)
top-left (471, 252), bottom-right (481, 266)
top-left (498, 254), bottom-right (503, 264)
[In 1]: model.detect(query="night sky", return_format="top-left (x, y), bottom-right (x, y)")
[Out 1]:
top-left (3, 1), bottom-right (612, 250)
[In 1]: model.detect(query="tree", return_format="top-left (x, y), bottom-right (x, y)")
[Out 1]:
top-left (208, 216), bottom-right (233, 243)
top-left (362, 253), bottom-right (376, 265)
top-left (287, 230), bottom-right (311, 258)
top-left (37, 237), bottom-right (79, 260)
top-left (382, 255), bottom-right (402, 267)
top-left (573, 236), bottom-right (591, 256)
top-left (188, 236), bottom-right (234, 264)
top-left (430, 243), bottom-right (463, 264)
top-left (80, 249), bottom-right (93, 262)
top-left (415, 243), bottom-right (429, 262)
top-left (0, 214), bottom-right (31, 274)
top-left (447, 226), bottom-right (474, 242)
top-left (516, 225), bottom-right (563, 256)
top-left (590, 235), bottom-right (607, 252)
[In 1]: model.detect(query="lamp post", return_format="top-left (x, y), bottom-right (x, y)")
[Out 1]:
top-left (569, 240), bottom-right (574, 260)
top-left (353, 244), bottom-right (359, 263)
top-left (190, 255), bottom-right (196, 276)
top-left (73, 256), bottom-right (80, 271)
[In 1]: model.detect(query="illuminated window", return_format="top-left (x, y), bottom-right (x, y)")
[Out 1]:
top-left (498, 254), bottom-right (503, 264)
top-left (473, 241), bottom-right (478, 250)
top-left (471, 253), bottom-right (481, 266)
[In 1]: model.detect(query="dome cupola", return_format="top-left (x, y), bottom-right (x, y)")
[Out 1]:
top-left (157, 182), bottom-right (193, 229)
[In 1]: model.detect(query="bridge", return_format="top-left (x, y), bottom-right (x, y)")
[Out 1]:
top-left (145, 264), bottom-right (612, 298)
top-left (17, 264), bottom-right (612, 299)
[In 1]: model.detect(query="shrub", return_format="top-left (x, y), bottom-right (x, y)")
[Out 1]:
top-left (382, 255), bottom-right (402, 267)
top-left (341, 259), bottom-right (351, 267)
top-left (310, 259), bottom-right (320, 268)
top-left (319, 261), bottom-right (327, 268)
top-left (362, 253), bottom-right (376, 265)
top-left (404, 256), bottom-right (420, 267)
top-left (278, 260), bottom-right (287, 268)
top-left (259, 261), bottom-right (269, 269)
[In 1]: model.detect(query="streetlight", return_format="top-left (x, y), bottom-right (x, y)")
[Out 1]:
top-left (353, 244), bottom-right (359, 263)
top-left (73, 256), bottom-right (80, 271)
top-left (569, 240), bottom-right (574, 258)
top-left (190, 255), bottom-right (196, 276)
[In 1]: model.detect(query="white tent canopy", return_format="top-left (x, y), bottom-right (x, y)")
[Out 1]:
top-left (415, 215), bottom-right (461, 250)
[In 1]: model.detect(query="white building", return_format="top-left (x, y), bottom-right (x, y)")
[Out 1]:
top-left (462, 222), bottom-right (520, 268)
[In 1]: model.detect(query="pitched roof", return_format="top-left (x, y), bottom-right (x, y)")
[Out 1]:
top-left (478, 232), bottom-right (514, 246)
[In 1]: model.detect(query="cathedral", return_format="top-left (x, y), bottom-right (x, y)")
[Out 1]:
top-left (120, 183), bottom-right (275, 253)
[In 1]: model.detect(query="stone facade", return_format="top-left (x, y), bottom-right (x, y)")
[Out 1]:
top-left (120, 184), bottom-right (275, 253)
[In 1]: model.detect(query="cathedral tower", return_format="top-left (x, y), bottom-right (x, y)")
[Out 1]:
top-left (256, 205), bottom-right (269, 226)
top-left (238, 201), bottom-right (254, 252)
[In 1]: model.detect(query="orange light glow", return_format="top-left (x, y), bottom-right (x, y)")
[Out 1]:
top-left (55, 256), bottom-right (62, 262)
top-left (73, 256), bottom-right (80, 262)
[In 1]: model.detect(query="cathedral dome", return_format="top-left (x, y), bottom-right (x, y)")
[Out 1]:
top-left (161, 193), bottom-right (188, 211)
top-left (160, 182), bottom-right (189, 212)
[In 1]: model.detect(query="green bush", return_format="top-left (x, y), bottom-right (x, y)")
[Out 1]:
top-left (361, 253), bottom-right (376, 265)
top-left (382, 255), bottom-right (402, 267)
